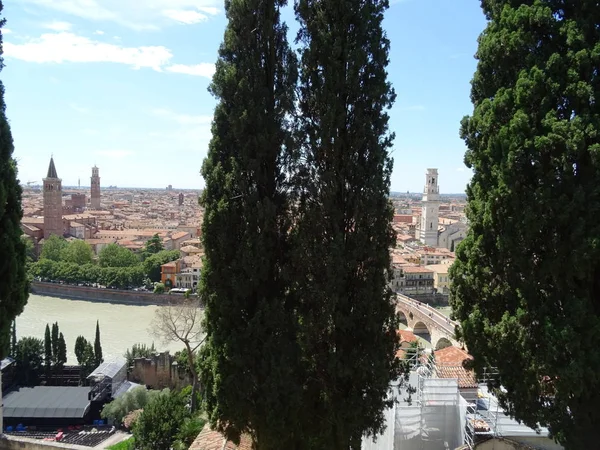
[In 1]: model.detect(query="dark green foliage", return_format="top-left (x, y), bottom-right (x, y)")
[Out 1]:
top-left (94, 320), bottom-right (103, 366)
top-left (449, 1), bottom-right (600, 448)
top-left (21, 235), bottom-right (36, 263)
top-left (0, 0), bottom-right (29, 359)
top-left (40, 235), bottom-right (68, 262)
top-left (292, 0), bottom-right (400, 446)
top-left (74, 335), bottom-right (97, 381)
top-left (56, 332), bottom-right (67, 370)
top-left (142, 233), bottom-right (164, 259)
top-left (74, 335), bottom-right (88, 365)
top-left (98, 243), bottom-right (139, 268)
top-left (101, 386), bottom-right (164, 426)
top-left (15, 336), bottom-right (44, 386)
top-left (61, 239), bottom-right (94, 265)
top-left (142, 250), bottom-right (180, 282)
top-left (124, 342), bottom-right (156, 368)
top-left (153, 282), bottom-right (165, 294)
top-left (44, 324), bottom-right (51, 377)
top-left (199, 0), bottom-right (300, 447)
top-left (133, 390), bottom-right (188, 450)
top-left (10, 320), bottom-right (16, 357)
top-left (51, 322), bottom-right (59, 364)
top-left (174, 416), bottom-right (207, 449)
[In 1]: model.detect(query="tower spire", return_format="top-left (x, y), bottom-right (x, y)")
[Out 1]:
top-left (47, 156), bottom-right (58, 179)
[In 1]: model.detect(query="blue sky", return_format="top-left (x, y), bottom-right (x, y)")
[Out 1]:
top-left (3, 0), bottom-right (486, 193)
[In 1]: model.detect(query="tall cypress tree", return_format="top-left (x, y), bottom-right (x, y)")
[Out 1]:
top-left (450, 1), bottom-right (600, 448)
top-left (51, 322), bottom-right (59, 365)
top-left (0, 0), bottom-right (28, 359)
top-left (293, 0), bottom-right (399, 447)
top-left (198, 0), bottom-right (300, 447)
top-left (94, 320), bottom-right (103, 366)
top-left (44, 323), bottom-right (52, 378)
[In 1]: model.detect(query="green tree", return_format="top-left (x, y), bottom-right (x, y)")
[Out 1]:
top-left (133, 390), bottom-right (188, 450)
top-left (101, 386), bottom-right (164, 426)
top-left (15, 336), bottom-right (44, 386)
top-left (94, 320), bottom-right (103, 366)
top-left (62, 239), bottom-right (94, 265)
top-left (99, 243), bottom-right (139, 268)
top-left (56, 331), bottom-right (67, 371)
top-left (198, 0), bottom-right (301, 446)
top-left (124, 342), bottom-right (156, 368)
top-left (153, 282), bottom-right (165, 294)
top-left (143, 233), bottom-right (164, 258)
top-left (74, 335), bottom-right (88, 365)
top-left (51, 322), bottom-right (59, 365)
top-left (0, 0), bottom-right (29, 359)
top-left (449, 2), bottom-right (600, 448)
top-left (80, 340), bottom-right (96, 380)
top-left (21, 235), bottom-right (36, 263)
top-left (40, 234), bottom-right (68, 262)
top-left (292, 0), bottom-right (400, 446)
top-left (44, 323), bottom-right (52, 378)
top-left (142, 250), bottom-right (180, 282)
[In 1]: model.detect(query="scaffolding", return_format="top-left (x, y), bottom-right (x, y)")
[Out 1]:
top-left (463, 367), bottom-right (501, 449)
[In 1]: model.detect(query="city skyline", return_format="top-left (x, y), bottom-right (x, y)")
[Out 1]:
top-left (4, 0), bottom-right (485, 192)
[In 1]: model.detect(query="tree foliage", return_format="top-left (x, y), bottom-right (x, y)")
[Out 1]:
top-left (449, 2), bottom-right (600, 448)
top-left (133, 389), bottom-right (188, 450)
top-left (142, 233), bottom-right (164, 259)
top-left (99, 243), bottom-right (139, 268)
top-left (94, 320), bottom-right (103, 366)
top-left (61, 239), bottom-right (94, 265)
top-left (101, 386), bottom-right (164, 426)
top-left (124, 342), bottom-right (156, 368)
top-left (142, 250), bottom-right (180, 282)
top-left (199, 0), bottom-right (301, 446)
top-left (40, 235), bottom-right (68, 262)
top-left (15, 336), bottom-right (44, 386)
top-left (44, 324), bottom-right (51, 377)
top-left (292, 0), bottom-right (400, 446)
top-left (0, 0), bottom-right (29, 358)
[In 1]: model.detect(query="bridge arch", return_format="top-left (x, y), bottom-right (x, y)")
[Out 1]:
top-left (398, 310), bottom-right (408, 325)
top-left (435, 337), bottom-right (453, 350)
top-left (412, 321), bottom-right (431, 343)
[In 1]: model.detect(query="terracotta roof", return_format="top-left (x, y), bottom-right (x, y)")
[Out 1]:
top-left (397, 329), bottom-right (418, 344)
top-left (434, 346), bottom-right (477, 388)
top-left (171, 231), bottom-right (189, 240)
top-left (402, 266), bottom-right (434, 274)
top-left (189, 424), bottom-right (252, 450)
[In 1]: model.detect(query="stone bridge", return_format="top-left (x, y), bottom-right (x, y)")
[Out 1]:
top-left (395, 293), bottom-right (461, 350)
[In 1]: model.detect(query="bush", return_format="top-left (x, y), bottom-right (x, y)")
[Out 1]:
top-left (133, 390), bottom-right (188, 450)
top-left (101, 386), bottom-right (165, 426)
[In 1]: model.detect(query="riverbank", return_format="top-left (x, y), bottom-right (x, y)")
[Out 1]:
top-left (30, 281), bottom-right (173, 306)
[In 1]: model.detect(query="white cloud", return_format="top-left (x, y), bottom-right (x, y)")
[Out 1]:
top-left (166, 63), bottom-right (215, 79)
top-left (94, 150), bottom-right (134, 159)
top-left (43, 21), bottom-right (72, 32)
top-left (163, 9), bottom-right (208, 24)
top-left (20, 0), bottom-right (221, 31)
top-left (152, 108), bottom-right (212, 125)
top-left (3, 28), bottom-right (12, 35)
top-left (93, 30), bottom-right (105, 35)
top-left (5, 32), bottom-right (172, 71)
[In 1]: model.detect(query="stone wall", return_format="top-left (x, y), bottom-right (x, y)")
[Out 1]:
top-left (129, 352), bottom-right (191, 390)
top-left (30, 282), bottom-right (171, 306)
top-left (0, 435), bottom-right (86, 450)
top-left (410, 293), bottom-right (449, 306)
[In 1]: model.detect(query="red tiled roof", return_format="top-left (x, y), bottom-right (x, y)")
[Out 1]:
top-left (189, 424), bottom-right (252, 450)
top-left (434, 346), bottom-right (477, 388)
top-left (397, 329), bottom-right (418, 344)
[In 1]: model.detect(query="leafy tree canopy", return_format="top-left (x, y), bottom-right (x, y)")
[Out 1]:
top-left (61, 239), bottom-right (94, 265)
top-left (450, 1), bottom-right (600, 448)
top-left (15, 336), bottom-right (44, 386)
top-left (99, 243), bottom-right (139, 268)
top-left (40, 235), bottom-right (68, 262)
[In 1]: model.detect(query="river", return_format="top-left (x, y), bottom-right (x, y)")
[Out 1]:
top-left (16, 294), bottom-right (183, 364)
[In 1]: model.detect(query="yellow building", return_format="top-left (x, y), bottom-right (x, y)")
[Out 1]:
top-left (424, 263), bottom-right (451, 294)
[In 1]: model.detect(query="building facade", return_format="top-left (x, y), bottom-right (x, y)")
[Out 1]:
top-left (418, 168), bottom-right (440, 247)
top-left (90, 165), bottom-right (101, 210)
top-left (43, 157), bottom-right (63, 239)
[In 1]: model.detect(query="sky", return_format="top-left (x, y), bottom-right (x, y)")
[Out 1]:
top-left (2, 0), bottom-right (487, 193)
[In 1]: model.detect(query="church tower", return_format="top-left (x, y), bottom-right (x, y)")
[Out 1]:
top-left (43, 157), bottom-right (63, 239)
top-left (419, 168), bottom-right (440, 247)
top-left (91, 165), bottom-right (101, 209)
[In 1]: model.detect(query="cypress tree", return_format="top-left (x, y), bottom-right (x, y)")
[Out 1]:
top-left (449, 1), bottom-right (600, 448)
top-left (56, 332), bottom-right (67, 371)
top-left (0, 0), bottom-right (28, 359)
top-left (94, 320), bottom-right (103, 366)
top-left (44, 323), bottom-right (52, 378)
top-left (293, 0), bottom-right (400, 447)
top-left (51, 322), bottom-right (59, 365)
top-left (198, 0), bottom-right (300, 447)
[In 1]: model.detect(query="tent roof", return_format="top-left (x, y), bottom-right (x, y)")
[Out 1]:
top-left (3, 386), bottom-right (90, 418)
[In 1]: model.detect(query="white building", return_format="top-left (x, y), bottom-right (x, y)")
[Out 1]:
top-left (417, 168), bottom-right (440, 247)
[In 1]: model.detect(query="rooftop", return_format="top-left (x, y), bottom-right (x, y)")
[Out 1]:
top-left (3, 386), bottom-right (90, 418)
top-left (189, 424), bottom-right (252, 450)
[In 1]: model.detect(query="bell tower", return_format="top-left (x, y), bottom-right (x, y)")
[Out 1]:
top-left (91, 165), bottom-right (101, 209)
top-left (43, 156), bottom-right (63, 239)
top-left (419, 168), bottom-right (440, 247)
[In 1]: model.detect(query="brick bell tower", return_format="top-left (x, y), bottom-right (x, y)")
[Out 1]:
top-left (43, 156), bottom-right (63, 239)
top-left (90, 165), bottom-right (101, 209)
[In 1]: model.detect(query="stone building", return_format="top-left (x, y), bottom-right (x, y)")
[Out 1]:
top-left (43, 157), bottom-right (63, 239)
top-left (90, 165), bottom-right (101, 210)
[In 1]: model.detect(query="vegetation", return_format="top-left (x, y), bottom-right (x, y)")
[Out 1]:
top-left (94, 320), bottom-right (103, 366)
top-left (133, 389), bottom-right (188, 450)
top-left (15, 336), bottom-right (44, 386)
top-left (153, 282), bottom-right (165, 294)
top-left (152, 299), bottom-right (204, 412)
top-left (142, 233), bottom-right (164, 260)
top-left (124, 342), bottom-right (157, 368)
top-left (0, 0), bottom-right (29, 359)
top-left (39, 235), bottom-right (69, 262)
top-left (292, 0), bottom-right (400, 446)
top-left (74, 335), bottom-right (97, 381)
top-left (142, 250), bottom-right (180, 282)
top-left (106, 438), bottom-right (135, 450)
top-left (62, 239), bottom-right (94, 265)
top-left (449, 1), bottom-right (600, 448)
top-left (99, 243), bottom-right (140, 268)
top-left (101, 386), bottom-right (165, 426)
top-left (198, 0), bottom-right (301, 446)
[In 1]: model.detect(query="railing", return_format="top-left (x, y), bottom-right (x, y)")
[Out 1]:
top-left (396, 294), bottom-right (458, 335)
